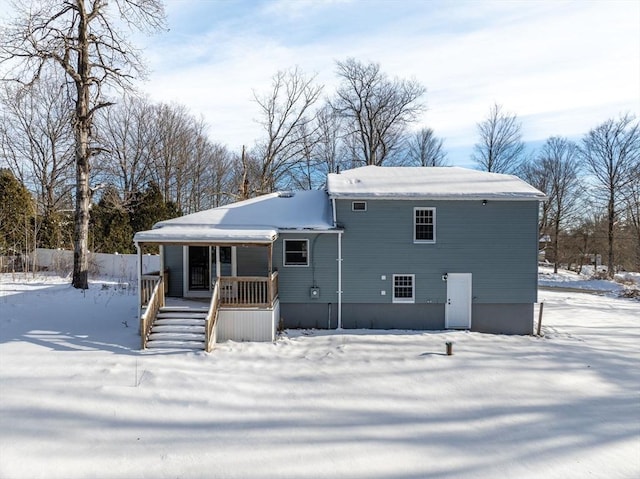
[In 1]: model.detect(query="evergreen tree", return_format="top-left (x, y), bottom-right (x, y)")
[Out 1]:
top-left (0, 169), bottom-right (35, 257)
top-left (130, 182), bottom-right (181, 234)
top-left (90, 186), bottom-right (134, 254)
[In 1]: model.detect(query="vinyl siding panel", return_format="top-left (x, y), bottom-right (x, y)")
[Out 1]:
top-left (237, 245), bottom-right (269, 276)
top-left (164, 245), bottom-right (184, 297)
top-left (217, 300), bottom-right (279, 342)
top-left (336, 199), bottom-right (539, 305)
top-left (274, 233), bottom-right (339, 304)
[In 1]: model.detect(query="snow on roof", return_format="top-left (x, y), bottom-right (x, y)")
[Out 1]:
top-left (133, 190), bottom-right (335, 244)
top-left (327, 166), bottom-right (547, 200)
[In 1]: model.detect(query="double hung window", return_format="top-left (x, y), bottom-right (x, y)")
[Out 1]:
top-left (414, 207), bottom-right (436, 243)
top-left (393, 274), bottom-right (415, 303)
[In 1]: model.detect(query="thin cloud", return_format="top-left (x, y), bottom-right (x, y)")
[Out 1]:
top-left (3, 0), bottom-right (634, 162)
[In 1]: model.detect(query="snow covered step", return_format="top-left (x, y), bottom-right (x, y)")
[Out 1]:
top-left (154, 318), bottom-right (206, 327)
top-left (146, 339), bottom-right (205, 350)
top-left (152, 324), bottom-right (205, 333)
top-left (160, 305), bottom-right (209, 313)
top-left (157, 311), bottom-right (207, 320)
top-left (145, 306), bottom-right (212, 351)
top-left (149, 332), bottom-right (205, 341)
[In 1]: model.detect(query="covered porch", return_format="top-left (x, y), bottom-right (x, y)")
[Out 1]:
top-left (135, 235), bottom-right (280, 352)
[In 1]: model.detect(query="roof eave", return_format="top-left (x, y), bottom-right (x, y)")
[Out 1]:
top-left (328, 194), bottom-right (547, 201)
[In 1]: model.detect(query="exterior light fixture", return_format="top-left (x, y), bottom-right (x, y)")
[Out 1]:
top-left (482, 200), bottom-right (487, 206)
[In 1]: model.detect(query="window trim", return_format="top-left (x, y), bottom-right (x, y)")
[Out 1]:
top-left (392, 274), bottom-right (415, 303)
top-left (352, 201), bottom-right (367, 211)
top-left (283, 239), bottom-right (310, 267)
top-left (414, 207), bottom-right (436, 244)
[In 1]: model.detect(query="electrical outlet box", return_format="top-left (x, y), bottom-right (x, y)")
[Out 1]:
top-left (310, 287), bottom-right (320, 299)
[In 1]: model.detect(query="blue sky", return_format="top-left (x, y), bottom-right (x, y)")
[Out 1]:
top-left (2, 0), bottom-right (639, 167)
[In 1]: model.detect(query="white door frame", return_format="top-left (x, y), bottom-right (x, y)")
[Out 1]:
top-left (445, 273), bottom-right (472, 329)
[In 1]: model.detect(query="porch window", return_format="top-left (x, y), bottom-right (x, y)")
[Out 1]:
top-left (393, 274), bottom-right (415, 303)
top-left (414, 207), bottom-right (436, 243)
top-left (284, 239), bottom-right (309, 266)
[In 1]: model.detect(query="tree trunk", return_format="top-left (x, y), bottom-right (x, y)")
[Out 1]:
top-left (553, 218), bottom-right (560, 274)
top-left (72, 147), bottom-right (91, 289)
top-left (72, 4), bottom-right (91, 289)
top-left (607, 194), bottom-right (615, 279)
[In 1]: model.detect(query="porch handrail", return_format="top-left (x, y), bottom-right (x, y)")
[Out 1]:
top-left (140, 276), bottom-right (164, 349)
top-left (270, 271), bottom-right (279, 304)
top-left (219, 274), bottom-right (278, 307)
top-left (205, 280), bottom-right (220, 353)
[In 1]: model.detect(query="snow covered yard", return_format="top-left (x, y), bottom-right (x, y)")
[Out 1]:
top-left (0, 273), bottom-right (639, 479)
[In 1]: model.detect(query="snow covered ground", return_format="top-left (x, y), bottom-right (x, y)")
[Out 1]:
top-left (0, 272), bottom-right (638, 479)
top-left (538, 264), bottom-right (640, 295)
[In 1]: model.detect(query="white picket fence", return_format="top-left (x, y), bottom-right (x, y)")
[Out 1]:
top-left (31, 248), bottom-right (160, 280)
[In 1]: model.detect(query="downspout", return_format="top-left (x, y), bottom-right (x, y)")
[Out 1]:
top-left (337, 231), bottom-right (342, 330)
top-left (159, 244), bottom-right (165, 288)
top-left (136, 242), bottom-right (142, 334)
top-left (331, 197), bottom-right (343, 330)
top-left (331, 197), bottom-right (337, 227)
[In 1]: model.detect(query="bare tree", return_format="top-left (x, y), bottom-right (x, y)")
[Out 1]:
top-left (288, 120), bottom-right (319, 190)
top-left (149, 102), bottom-right (193, 209)
top-left (580, 114), bottom-right (640, 278)
top-left (0, 0), bottom-right (165, 289)
top-left (406, 127), bottom-right (448, 166)
top-left (183, 128), bottom-right (235, 212)
top-left (472, 103), bottom-right (525, 173)
top-left (313, 103), bottom-right (347, 177)
top-left (332, 59), bottom-right (425, 166)
top-left (252, 67), bottom-right (323, 193)
top-left (96, 95), bottom-right (156, 207)
top-left (536, 137), bottom-right (581, 272)
top-left (0, 73), bottom-right (75, 248)
top-left (623, 173), bottom-right (640, 270)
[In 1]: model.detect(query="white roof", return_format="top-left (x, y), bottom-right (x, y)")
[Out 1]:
top-left (134, 190), bottom-right (335, 244)
top-left (327, 166), bottom-right (546, 200)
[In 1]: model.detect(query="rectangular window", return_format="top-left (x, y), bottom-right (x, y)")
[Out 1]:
top-left (393, 274), bottom-right (415, 303)
top-left (414, 207), bottom-right (436, 243)
top-left (283, 239), bottom-right (309, 266)
top-left (352, 201), bottom-right (367, 211)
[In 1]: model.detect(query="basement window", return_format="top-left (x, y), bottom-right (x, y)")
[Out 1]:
top-left (352, 201), bottom-right (367, 211)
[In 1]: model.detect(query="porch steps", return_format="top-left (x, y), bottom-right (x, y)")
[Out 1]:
top-left (146, 307), bottom-right (208, 350)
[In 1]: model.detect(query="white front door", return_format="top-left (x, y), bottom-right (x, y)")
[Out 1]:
top-left (445, 273), bottom-right (472, 329)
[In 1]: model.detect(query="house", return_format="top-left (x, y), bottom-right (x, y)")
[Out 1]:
top-left (133, 166), bottom-right (546, 350)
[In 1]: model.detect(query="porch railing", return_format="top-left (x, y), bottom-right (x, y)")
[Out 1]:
top-left (205, 281), bottom-right (221, 352)
top-left (141, 271), bottom-right (168, 305)
top-left (140, 275), bottom-right (164, 349)
top-left (218, 271), bottom-right (279, 307)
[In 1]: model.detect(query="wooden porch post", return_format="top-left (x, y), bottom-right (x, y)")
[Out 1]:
top-left (268, 243), bottom-right (273, 305)
top-left (136, 242), bottom-right (142, 334)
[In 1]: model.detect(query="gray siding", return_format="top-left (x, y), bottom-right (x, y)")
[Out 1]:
top-left (164, 245), bottom-right (183, 297)
top-left (280, 303), bottom-right (338, 329)
top-left (472, 304), bottom-right (533, 335)
top-left (341, 303), bottom-right (444, 330)
top-left (336, 199), bottom-right (539, 306)
top-left (237, 245), bottom-right (269, 276)
top-left (274, 233), bottom-right (339, 304)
